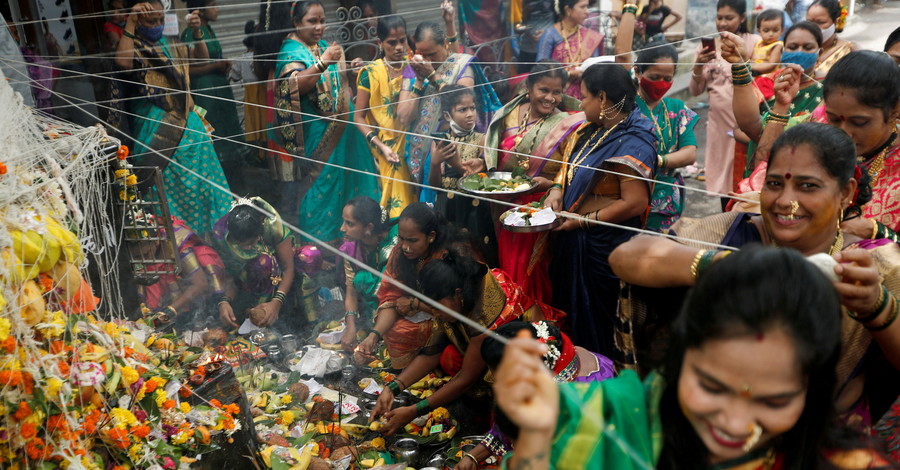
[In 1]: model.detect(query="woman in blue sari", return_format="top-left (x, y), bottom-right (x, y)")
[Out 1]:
top-left (543, 64), bottom-right (657, 357)
top-left (272, 0), bottom-right (380, 243)
top-left (112, 0), bottom-right (232, 234)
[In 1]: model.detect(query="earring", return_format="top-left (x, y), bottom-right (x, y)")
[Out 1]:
top-left (364, 230), bottom-right (372, 237)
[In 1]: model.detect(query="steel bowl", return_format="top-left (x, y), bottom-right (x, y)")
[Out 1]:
top-left (390, 437), bottom-right (420, 465)
top-left (499, 209), bottom-right (561, 233)
top-left (457, 171), bottom-right (537, 196)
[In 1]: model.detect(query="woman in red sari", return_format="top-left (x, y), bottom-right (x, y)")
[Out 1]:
top-left (370, 252), bottom-right (565, 435)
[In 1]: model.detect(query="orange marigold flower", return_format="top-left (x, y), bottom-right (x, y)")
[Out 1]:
top-left (57, 361), bottom-right (70, 376)
top-left (38, 274), bottom-right (54, 293)
top-left (131, 424), bottom-right (151, 439)
top-left (0, 370), bottom-right (22, 387)
top-left (1, 336), bottom-right (16, 353)
top-left (25, 438), bottom-right (48, 460)
top-left (82, 409), bottom-right (102, 435)
top-left (47, 414), bottom-right (68, 432)
top-left (123, 347), bottom-right (135, 357)
top-left (106, 428), bottom-right (130, 448)
top-left (223, 403), bottom-right (240, 416)
top-left (20, 422), bottom-right (37, 440)
top-left (13, 401), bottom-right (31, 421)
top-left (49, 340), bottom-right (68, 354)
top-left (162, 399), bottom-right (176, 410)
top-left (209, 399), bottom-right (222, 408)
top-left (22, 372), bottom-right (34, 394)
top-left (178, 386), bottom-right (192, 398)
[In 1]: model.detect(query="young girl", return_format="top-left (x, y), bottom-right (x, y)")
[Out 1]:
top-left (428, 85), bottom-right (497, 267)
top-left (338, 196), bottom-right (397, 352)
top-left (750, 9), bottom-right (784, 75)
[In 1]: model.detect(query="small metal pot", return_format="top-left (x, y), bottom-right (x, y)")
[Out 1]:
top-left (280, 334), bottom-right (299, 353)
top-left (425, 453), bottom-right (447, 468)
top-left (390, 438), bottom-right (420, 466)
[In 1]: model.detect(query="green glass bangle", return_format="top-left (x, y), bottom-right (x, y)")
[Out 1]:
top-left (386, 380), bottom-right (402, 393)
top-left (876, 222), bottom-right (900, 244)
top-left (695, 249), bottom-right (720, 275)
top-left (849, 285), bottom-right (889, 323)
top-left (549, 183), bottom-right (563, 191)
top-left (866, 296), bottom-right (899, 332)
top-left (415, 398), bottom-right (431, 413)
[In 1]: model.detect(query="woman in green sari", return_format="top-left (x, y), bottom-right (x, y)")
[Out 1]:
top-left (181, 0), bottom-right (247, 172)
top-left (112, 0), bottom-right (232, 234)
top-left (273, 0), bottom-right (380, 243)
top-left (495, 246), bottom-right (894, 470)
top-left (632, 43), bottom-right (699, 232)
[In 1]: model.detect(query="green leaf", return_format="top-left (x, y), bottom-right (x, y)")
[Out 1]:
top-left (511, 165), bottom-right (526, 178)
top-left (460, 177), bottom-right (481, 190)
top-left (271, 454), bottom-right (292, 470)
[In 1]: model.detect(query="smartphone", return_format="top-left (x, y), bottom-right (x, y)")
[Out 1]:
top-left (701, 37), bottom-right (716, 53)
top-left (431, 132), bottom-right (449, 146)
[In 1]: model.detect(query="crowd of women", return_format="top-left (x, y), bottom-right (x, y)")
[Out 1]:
top-left (103, 0), bottom-right (900, 466)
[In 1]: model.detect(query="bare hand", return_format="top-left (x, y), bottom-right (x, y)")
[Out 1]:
top-left (382, 405), bottom-right (418, 435)
top-left (341, 318), bottom-right (358, 352)
top-left (256, 300), bottom-right (281, 327)
top-left (395, 296), bottom-right (414, 315)
top-left (187, 10), bottom-right (202, 31)
top-left (553, 211), bottom-right (582, 231)
top-left (841, 217), bottom-right (875, 240)
top-left (772, 65), bottom-right (802, 107)
top-left (378, 142), bottom-right (401, 163)
top-left (410, 55), bottom-right (435, 78)
top-left (453, 456), bottom-right (478, 470)
top-left (127, 2), bottom-right (156, 25)
top-left (218, 302), bottom-right (238, 328)
top-left (370, 387), bottom-right (395, 422)
top-left (493, 332), bottom-right (558, 433)
top-left (357, 333), bottom-right (379, 356)
top-left (323, 44), bottom-right (344, 66)
top-left (441, 0), bottom-right (455, 24)
top-left (568, 67), bottom-right (583, 81)
top-left (694, 43), bottom-right (717, 65)
top-left (350, 57), bottom-right (365, 71)
top-left (431, 141), bottom-right (458, 164)
top-left (719, 31), bottom-right (747, 64)
top-left (833, 249), bottom-right (883, 314)
top-left (461, 158), bottom-right (485, 176)
top-left (543, 190), bottom-right (562, 212)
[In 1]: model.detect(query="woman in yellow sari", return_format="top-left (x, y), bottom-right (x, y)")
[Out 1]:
top-left (353, 15), bottom-right (417, 218)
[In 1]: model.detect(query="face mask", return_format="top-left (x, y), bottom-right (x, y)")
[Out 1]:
top-left (137, 24), bottom-right (165, 42)
top-left (781, 51), bottom-right (818, 71)
top-left (448, 117), bottom-right (474, 136)
top-left (820, 23), bottom-right (836, 42)
top-left (639, 76), bottom-right (673, 102)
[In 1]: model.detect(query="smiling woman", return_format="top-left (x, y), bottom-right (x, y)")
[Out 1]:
top-left (495, 246), bottom-right (895, 470)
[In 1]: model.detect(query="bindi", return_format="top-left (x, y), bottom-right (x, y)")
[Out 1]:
top-left (784, 172), bottom-right (792, 180)
top-left (756, 332), bottom-right (765, 342)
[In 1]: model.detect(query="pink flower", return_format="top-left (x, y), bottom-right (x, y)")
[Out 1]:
top-left (162, 456), bottom-right (176, 470)
top-left (134, 409), bottom-right (148, 421)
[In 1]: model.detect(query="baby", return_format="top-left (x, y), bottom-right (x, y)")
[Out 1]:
top-left (750, 9), bottom-right (784, 75)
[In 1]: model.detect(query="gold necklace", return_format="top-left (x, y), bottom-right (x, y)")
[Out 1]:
top-left (862, 132), bottom-right (898, 183)
top-left (828, 230), bottom-right (844, 256)
top-left (514, 106), bottom-right (549, 149)
top-left (384, 59), bottom-right (405, 73)
top-left (566, 121), bottom-right (623, 185)
top-left (560, 24), bottom-right (583, 64)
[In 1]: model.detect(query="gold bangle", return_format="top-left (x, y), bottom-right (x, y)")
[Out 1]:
top-left (690, 250), bottom-right (708, 281)
top-left (871, 219), bottom-right (880, 240)
top-left (462, 452), bottom-right (478, 465)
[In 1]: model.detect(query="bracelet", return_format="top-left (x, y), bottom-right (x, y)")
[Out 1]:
top-left (447, 34), bottom-right (458, 44)
top-left (579, 212), bottom-right (591, 230)
top-left (866, 295), bottom-right (898, 332)
top-left (272, 290), bottom-right (287, 305)
top-left (415, 398), bottom-right (431, 413)
top-left (657, 154), bottom-right (668, 169)
top-left (696, 249), bottom-right (729, 277)
top-left (386, 380), bottom-right (402, 393)
top-left (875, 222), bottom-right (900, 244)
top-left (462, 452), bottom-right (478, 465)
top-left (345, 310), bottom-right (359, 319)
top-left (394, 377), bottom-right (407, 389)
top-left (365, 131), bottom-right (377, 144)
top-left (315, 60), bottom-right (326, 72)
top-left (549, 183), bottom-right (563, 192)
top-left (689, 250), bottom-right (708, 281)
top-left (166, 305), bottom-right (178, 316)
top-left (764, 112), bottom-right (791, 126)
top-left (370, 329), bottom-right (383, 341)
top-left (849, 285), bottom-right (889, 323)
top-left (623, 5), bottom-right (639, 14)
top-left (870, 219), bottom-right (880, 240)
top-left (731, 63), bottom-right (753, 86)
top-left (123, 30), bottom-right (137, 40)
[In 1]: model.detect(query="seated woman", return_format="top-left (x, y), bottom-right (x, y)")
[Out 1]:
top-left (370, 253), bottom-right (565, 435)
top-left (338, 196), bottom-right (397, 352)
top-left (483, 60), bottom-right (584, 302)
top-left (543, 64), bottom-right (657, 356)
top-left (206, 197), bottom-right (295, 330)
top-left (453, 320), bottom-right (615, 470)
top-left (429, 84), bottom-right (497, 267)
top-left (611, 123), bottom-right (900, 434)
top-left (495, 246), bottom-right (894, 469)
top-left (355, 203), bottom-right (450, 367)
top-left (128, 213), bottom-right (226, 329)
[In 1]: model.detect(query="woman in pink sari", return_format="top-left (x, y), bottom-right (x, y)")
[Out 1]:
top-left (536, 0), bottom-right (603, 100)
top-left (483, 61), bottom-right (584, 303)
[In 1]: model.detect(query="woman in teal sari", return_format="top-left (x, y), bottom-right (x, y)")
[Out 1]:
top-left (495, 246), bottom-right (894, 470)
top-left (180, 0), bottom-right (247, 171)
top-left (273, 0), bottom-right (380, 243)
top-left (112, 0), bottom-right (232, 234)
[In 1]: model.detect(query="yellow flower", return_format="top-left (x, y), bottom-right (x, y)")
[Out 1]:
top-left (103, 322), bottom-right (122, 339)
top-left (172, 431), bottom-right (191, 445)
top-left (179, 402), bottom-right (191, 414)
top-left (279, 410), bottom-right (295, 426)
top-left (121, 366), bottom-right (139, 388)
top-left (111, 408), bottom-right (138, 429)
top-left (154, 389), bottom-right (168, 408)
top-left (0, 318), bottom-right (10, 341)
top-left (431, 407), bottom-right (450, 421)
top-left (114, 169), bottom-right (129, 179)
top-left (46, 377), bottom-right (63, 397)
top-left (280, 395), bottom-right (292, 405)
top-left (370, 437), bottom-right (386, 450)
top-left (39, 311), bottom-right (66, 337)
top-left (125, 174), bottom-right (138, 186)
top-left (128, 443), bottom-right (143, 460)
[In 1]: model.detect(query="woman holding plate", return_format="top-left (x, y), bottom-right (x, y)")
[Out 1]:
top-left (543, 64), bottom-right (657, 356)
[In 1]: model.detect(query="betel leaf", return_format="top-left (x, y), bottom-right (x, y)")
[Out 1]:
top-left (511, 165), bottom-right (527, 178)
top-left (460, 176), bottom-right (481, 190)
